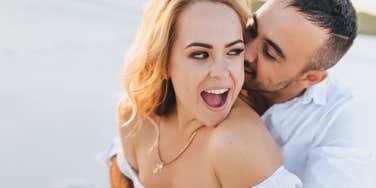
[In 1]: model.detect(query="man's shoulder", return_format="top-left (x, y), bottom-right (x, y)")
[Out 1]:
top-left (290, 76), bottom-right (354, 111)
top-left (291, 76), bottom-right (360, 121)
top-left (297, 77), bottom-right (368, 146)
top-left (324, 76), bottom-right (354, 104)
top-left (263, 76), bottom-right (364, 141)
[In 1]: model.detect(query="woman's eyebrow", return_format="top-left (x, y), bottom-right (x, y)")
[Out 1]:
top-left (185, 39), bottom-right (244, 49)
top-left (225, 39), bottom-right (244, 48)
top-left (185, 42), bottom-right (213, 49)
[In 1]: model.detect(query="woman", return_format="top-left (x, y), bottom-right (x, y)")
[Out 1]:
top-left (100, 0), bottom-right (302, 187)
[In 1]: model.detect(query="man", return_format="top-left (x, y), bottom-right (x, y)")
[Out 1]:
top-left (243, 0), bottom-right (373, 187)
top-left (104, 0), bottom-right (373, 187)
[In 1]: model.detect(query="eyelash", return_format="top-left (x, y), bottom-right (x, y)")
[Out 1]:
top-left (262, 44), bottom-right (276, 61)
top-left (190, 48), bottom-right (244, 60)
top-left (191, 51), bottom-right (209, 59)
top-left (228, 48), bottom-right (244, 56)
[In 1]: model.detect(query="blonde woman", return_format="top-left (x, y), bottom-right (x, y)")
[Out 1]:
top-left (99, 0), bottom-right (302, 187)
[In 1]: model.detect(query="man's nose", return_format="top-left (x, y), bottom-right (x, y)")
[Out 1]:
top-left (244, 41), bottom-right (258, 66)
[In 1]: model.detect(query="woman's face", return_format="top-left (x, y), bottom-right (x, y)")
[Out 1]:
top-left (168, 1), bottom-right (245, 126)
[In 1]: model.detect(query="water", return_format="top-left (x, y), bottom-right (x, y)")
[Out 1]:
top-left (1, 1), bottom-right (375, 187)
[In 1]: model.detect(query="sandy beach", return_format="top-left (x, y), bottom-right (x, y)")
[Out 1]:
top-left (1, 1), bottom-right (375, 187)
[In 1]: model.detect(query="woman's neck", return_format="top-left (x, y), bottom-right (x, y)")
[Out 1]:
top-left (163, 104), bottom-right (204, 136)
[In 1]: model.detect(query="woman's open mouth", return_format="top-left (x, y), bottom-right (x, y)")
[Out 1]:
top-left (200, 88), bottom-right (229, 110)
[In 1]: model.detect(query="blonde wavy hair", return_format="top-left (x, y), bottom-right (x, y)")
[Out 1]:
top-left (119, 0), bottom-right (252, 133)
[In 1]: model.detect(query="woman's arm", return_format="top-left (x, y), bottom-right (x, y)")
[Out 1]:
top-left (110, 155), bottom-right (134, 188)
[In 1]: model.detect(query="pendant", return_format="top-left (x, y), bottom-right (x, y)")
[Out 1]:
top-left (153, 162), bottom-right (164, 174)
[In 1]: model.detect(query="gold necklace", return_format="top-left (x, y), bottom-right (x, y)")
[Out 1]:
top-left (153, 118), bottom-right (203, 175)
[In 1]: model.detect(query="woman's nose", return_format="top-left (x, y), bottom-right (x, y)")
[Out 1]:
top-left (209, 58), bottom-right (230, 79)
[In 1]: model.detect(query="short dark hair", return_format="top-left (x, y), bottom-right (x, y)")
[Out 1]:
top-left (288, 0), bottom-right (357, 71)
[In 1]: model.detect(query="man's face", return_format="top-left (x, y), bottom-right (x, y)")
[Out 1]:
top-left (243, 0), bottom-right (328, 94)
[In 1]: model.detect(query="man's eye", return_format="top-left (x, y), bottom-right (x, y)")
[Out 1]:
top-left (191, 52), bottom-right (209, 59)
top-left (262, 45), bottom-right (276, 61)
top-left (227, 48), bottom-right (244, 56)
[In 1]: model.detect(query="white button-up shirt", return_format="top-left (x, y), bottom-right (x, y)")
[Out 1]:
top-left (261, 75), bottom-right (374, 188)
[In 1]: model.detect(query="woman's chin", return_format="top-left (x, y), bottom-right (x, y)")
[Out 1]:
top-left (199, 102), bottom-right (232, 127)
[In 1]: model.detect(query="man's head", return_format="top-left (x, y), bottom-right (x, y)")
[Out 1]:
top-left (243, 0), bottom-right (357, 103)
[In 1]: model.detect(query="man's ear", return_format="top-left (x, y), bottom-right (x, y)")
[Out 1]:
top-left (298, 70), bottom-right (327, 88)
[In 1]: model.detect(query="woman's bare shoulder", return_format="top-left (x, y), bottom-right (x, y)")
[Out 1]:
top-left (217, 98), bottom-right (264, 132)
top-left (117, 99), bottom-right (139, 170)
top-left (117, 99), bottom-right (136, 136)
top-left (208, 98), bottom-right (282, 187)
top-left (227, 97), bottom-right (261, 120)
top-left (209, 99), bottom-right (278, 154)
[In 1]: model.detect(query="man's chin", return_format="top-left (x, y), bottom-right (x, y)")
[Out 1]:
top-left (243, 82), bottom-right (263, 92)
top-left (243, 84), bottom-right (276, 94)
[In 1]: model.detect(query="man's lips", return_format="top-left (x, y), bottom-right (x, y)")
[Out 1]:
top-left (244, 60), bottom-right (256, 77)
top-left (245, 66), bottom-right (256, 77)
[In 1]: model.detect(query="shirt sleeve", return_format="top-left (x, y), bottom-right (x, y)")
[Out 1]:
top-left (96, 137), bottom-right (121, 168)
top-left (96, 137), bottom-right (145, 188)
top-left (96, 137), bottom-right (137, 178)
top-left (252, 166), bottom-right (302, 188)
top-left (302, 98), bottom-right (375, 188)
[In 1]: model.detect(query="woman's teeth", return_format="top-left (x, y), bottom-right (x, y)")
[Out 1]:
top-left (204, 89), bottom-right (229, 95)
top-left (201, 88), bottom-right (229, 109)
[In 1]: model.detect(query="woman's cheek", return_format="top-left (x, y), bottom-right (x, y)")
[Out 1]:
top-left (231, 59), bottom-right (244, 81)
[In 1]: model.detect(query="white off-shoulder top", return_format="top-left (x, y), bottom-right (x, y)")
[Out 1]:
top-left (97, 138), bottom-right (303, 188)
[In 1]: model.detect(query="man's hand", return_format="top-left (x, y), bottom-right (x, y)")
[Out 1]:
top-left (110, 155), bottom-right (134, 188)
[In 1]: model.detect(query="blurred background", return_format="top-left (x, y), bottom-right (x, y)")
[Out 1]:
top-left (1, 0), bottom-right (375, 187)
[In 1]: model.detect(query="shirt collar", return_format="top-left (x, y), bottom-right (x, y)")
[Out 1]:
top-left (297, 76), bottom-right (330, 106)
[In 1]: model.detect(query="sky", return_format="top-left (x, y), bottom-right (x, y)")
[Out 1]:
top-left (348, 0), bottom-right (375, 13)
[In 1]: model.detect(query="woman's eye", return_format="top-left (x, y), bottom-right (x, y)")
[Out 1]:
top-left (227, 48), bottom-right (244, 56)
top-left (262, 45), bottom-right (276, 61)
top-left (191, 52), bottom-right (209, 59)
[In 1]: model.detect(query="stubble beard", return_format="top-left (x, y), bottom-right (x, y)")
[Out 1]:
top-left (244, 74), bottom-right (299, 95)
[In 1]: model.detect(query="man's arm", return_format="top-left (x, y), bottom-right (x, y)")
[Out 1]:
top-left (302, 99), bottom-right (374, 188)
top-left (110, 155), bottom-right (134, 188)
